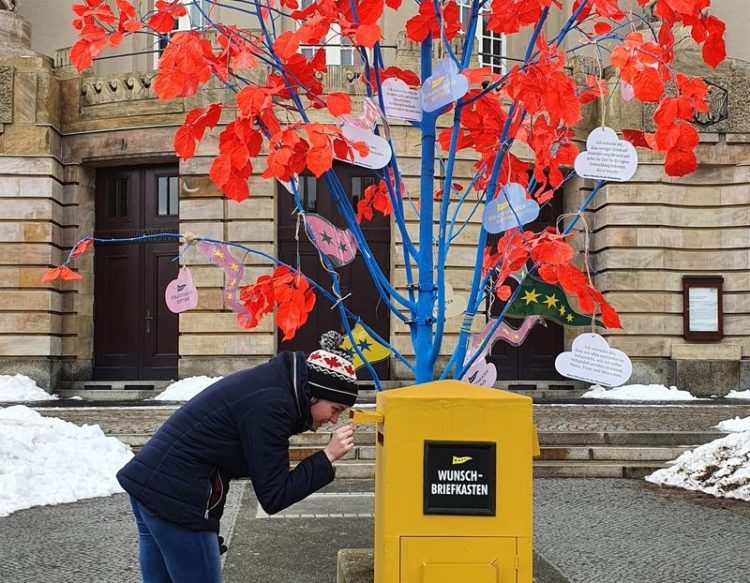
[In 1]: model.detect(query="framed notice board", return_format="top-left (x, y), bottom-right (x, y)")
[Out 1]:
top-left (423, 441), bottom-right (496, 516)
top-left (683, 276), bottom-right (724, 342)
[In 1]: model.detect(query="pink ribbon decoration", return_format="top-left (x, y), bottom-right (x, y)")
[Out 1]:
top-left (465, 315), bottom-right (544, 364)
top-left (304, 213), bottom-right (359, 268)
top-left (196, 241), bottom-right (253, 324)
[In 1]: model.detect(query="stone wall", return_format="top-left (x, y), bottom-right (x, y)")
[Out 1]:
top-left (2, 9), bottom-right (750, 393)
top-left (564, 45), bottom-right (750, 396)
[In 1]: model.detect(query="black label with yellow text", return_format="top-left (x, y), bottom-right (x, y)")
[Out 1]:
top-left (423, 441), bottom-right (496, 515)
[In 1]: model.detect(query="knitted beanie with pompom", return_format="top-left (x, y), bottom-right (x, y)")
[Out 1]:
top-left (305, 331), bottom-right (358, 407)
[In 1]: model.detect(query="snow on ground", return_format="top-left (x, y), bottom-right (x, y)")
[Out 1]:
top-left (715, 416), bottom-right (750, 433)
top-left (582, 383), bottom-right (698, 400)
top-left (153, 375), bottom-right (223, 401)
top-left (0, 405), bottom-right (133, 517)
top-left (646, 431), bottom-right (750, 502)
top-left (726, 390), bottom-right (750, 400)
top-left (0, 374), bottom-right (57, 402)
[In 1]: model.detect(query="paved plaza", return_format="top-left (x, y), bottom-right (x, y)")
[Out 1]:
top-left (1, 477), bottom-right (749, 582)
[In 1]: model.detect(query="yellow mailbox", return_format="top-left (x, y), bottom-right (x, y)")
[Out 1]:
top-left (353, 380), bottom-right (535, 583)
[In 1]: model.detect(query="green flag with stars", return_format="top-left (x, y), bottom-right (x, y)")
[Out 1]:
top-left (506, 277), bottom-right (605, 327)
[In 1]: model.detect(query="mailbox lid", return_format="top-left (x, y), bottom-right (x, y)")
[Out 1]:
top-left (400, 536), bottom-right (516, 583)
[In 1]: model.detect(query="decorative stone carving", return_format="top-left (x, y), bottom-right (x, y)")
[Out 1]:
top-left (0, 0), bottom-right (16, 12)
top-left (79, 73), bottom-right (156, 106)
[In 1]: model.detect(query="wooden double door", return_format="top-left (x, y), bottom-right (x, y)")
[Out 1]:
top-left (277, 164), bottom-right (391, 379)
top-left (486, 193), bottom-right (565, 382)
top-left (93, 165), bottom-right (179, 380)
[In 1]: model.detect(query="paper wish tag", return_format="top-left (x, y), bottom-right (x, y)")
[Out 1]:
top-left (555, 333), bottom-right (632, 387)
top-left (574, 127), bottom-right (638, 182)
top-left (337, 123), bottom-right (392, 169)
top-left (381, 78), bottom-right (422, 121)
top-left (462, 357), bottom-right (497, 388)
top-left (482, 183), bottom-right (540, 234)
top-left (304, 213), bottom-right (359, 268)
top-left (165, 267), bottom-right (198, 313)
top-left (421, 58), bottom-right (469, 113)
top-left (443, 282), bottom-right (467, 318)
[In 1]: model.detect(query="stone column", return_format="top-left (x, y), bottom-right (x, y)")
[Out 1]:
top-left (0, 9), bottom-right (66, 390)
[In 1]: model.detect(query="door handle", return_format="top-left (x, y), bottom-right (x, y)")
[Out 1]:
top-left (145, 309), bottom-right (156, 334)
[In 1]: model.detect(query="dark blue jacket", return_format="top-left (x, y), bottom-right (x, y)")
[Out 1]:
top-left (117, 351), bottom-right (335, 531)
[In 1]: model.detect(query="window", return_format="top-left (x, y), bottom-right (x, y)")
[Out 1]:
top-left (156, 1), bottom-right (209, 61)
top-left (299, 176), bottom-right (318, 212)
top-left (457, 0), bottom-right (506, 74)
top-left (108, 178), bottom-right (128, 218)
top-left (299, 0), bottom-right (357, 66)
top-left (157, 175), bottom-right (179, 216)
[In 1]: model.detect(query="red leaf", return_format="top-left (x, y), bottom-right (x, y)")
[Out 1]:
top-left (71, 238), bottom-right (94, 258)
top-left (531, 239), bottom-right (574, 265)
top-left (594, 22), bottom-right (613, 35)
top-left (355, 23), bottom-right (382, 48)
top-left (358, 0), bottom-right (384, 25)
top-left (633, 67), bottom-right (664, 102)
top-left (273, 31), bottom-right (299, 61)
top-left (386, 0), bottom-right (402, 9)
top-left (622, 129), bottom-right (654, 150)
top-left (307, 145), bottom-right (333, 177)
top-left (495, 284), bottom-right (511, 302)
top-left (702, 15), bottom-right (726, 68)
top-left (326, 92), bottom-right (352, 117)
top-left (41, 266), bottom-right (63, 283)
top-left (59, 265), bottom-right (84, 281)
top-left (664, 148), bottom-right (697, 177)
top-left (148, 11), bottom-right (177, 34)
top-left (210, 154), bottom-right (233, 187)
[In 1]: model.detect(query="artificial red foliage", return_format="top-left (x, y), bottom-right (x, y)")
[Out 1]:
top-left (70, 238), bottom-right (95, 258)
top-left (41, 265), bottom-right (84, 282)
top-left (238, 266), bottom-right (316, 341)
top-left (68, 0), bottom-right (728, 339)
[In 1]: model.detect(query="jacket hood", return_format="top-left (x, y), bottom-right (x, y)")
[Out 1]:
top-left (271, 351), bottom-right (312, 434)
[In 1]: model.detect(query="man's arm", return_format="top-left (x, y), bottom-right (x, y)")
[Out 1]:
top-left (239, 396), bottom-right (334, 515)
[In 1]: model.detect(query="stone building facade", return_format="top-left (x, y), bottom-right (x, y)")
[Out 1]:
top-left (1, 2), bottom-right (749, 396)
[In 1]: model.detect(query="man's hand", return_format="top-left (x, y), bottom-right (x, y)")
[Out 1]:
top-left (324, 424), bottom-right (355, 463)
top-left (218, 535), bottom-right (228, 555)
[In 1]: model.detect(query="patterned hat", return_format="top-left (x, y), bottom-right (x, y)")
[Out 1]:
top-left (306, 331), bottom-right (358, 407)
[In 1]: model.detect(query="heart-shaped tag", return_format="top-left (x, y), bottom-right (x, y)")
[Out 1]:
top-left (421, 58), bottom-right (469, 112)
top-left (336, 123), bottom-right (392, 169)
top-left (462, 357), bottom-right (498, 388)
top-left (165, 267), bottom-right (198, 313)
top-left (481, 183), bottom-right (540, 234)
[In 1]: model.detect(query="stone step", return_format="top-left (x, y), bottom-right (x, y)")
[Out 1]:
top-left (537, 446), bottom-right (689, 462)
top-left (116, 431), bottom-right (719, 453)
top-left (54, 389), bottom-right (164, 401)
top-left (533, 461), bottom-right (665, 479)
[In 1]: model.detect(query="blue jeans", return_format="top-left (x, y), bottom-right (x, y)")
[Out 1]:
top-left (130, 497), bottom-right (222, 583)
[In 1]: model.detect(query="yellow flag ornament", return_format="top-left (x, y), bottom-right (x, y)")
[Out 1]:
top-left (340, 324), bottom-right (391, 370)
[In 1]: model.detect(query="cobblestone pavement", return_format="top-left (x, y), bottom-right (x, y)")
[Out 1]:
top-left (2, 477), bottom-right (748, 582)
top-left (0, 481), bottom-right (245, 583)
top-left (29, 401), bottom-right (750, 436)
top-left (535, 479), bottom-right (750, 583)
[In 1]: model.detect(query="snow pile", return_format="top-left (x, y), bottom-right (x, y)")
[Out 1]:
top-left (726, 390), bottom-right (750, 400)
top-left (646, 431), bottom-right (750, 502)
top-left (0, 374), bottom-right (57, 402)
top-left (582, 383), bottom-right (697, 401)
top-left (715, 416), bottom-right (750, 433)
top-left (0, 405), bottom-right (133, 517)
top-left (153, 376), bottom-right (222, 401)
